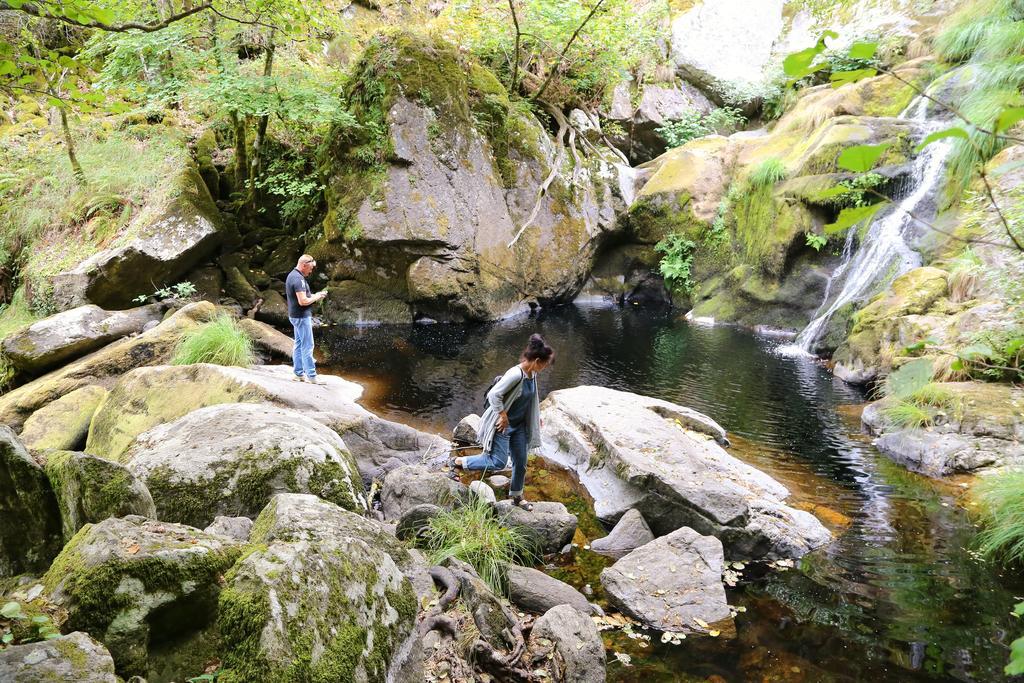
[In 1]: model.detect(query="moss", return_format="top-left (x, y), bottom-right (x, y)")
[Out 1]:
top-left (53, 637), bottom-right (90, 671)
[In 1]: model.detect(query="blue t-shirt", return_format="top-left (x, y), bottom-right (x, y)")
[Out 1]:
top-left (506, 375), bottom-right (535, 426)
top-left (285, 269), bottom-right (312, 319)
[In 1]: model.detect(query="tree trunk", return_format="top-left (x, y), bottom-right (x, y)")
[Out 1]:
top-left (59, 106), bottom-right (85, 184)
top-left (232, 111), bottom-right (248, 193)
top-left (248, 31), bottom-right (276, 206)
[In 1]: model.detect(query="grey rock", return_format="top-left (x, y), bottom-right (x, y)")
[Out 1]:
top-left (0, 632), bottom-right (118, 682)
top-left (488, 474), bottom-right (510, 488)
top-left (600, 526), bottom-right (731, 633)
top-left (43, 451), bottom-right (156, 541)
top-left (506, 564), bottom-right (593, 616)
top-left (589, 508), bottom-right (654, 560)
top-left (0, 426), bottom-right (62, 577)
top-left (381, 464), bottom-right (466, 520)
top-left (203, 515), bottom-right (254, 541)
top-left (2, 304), bottom-right (163, 374)
top-left (395, 503), bottom-right (443, 541)
top-left (222, 265), bottom-right (260, 307)
top-left (494, 500), bottom-right (577, 555)
top-left (446, 558), bottom-right (519, 650)
top-left (453, 413), bottom-right (482, 445)
top-left (469, 479), bottom-right (497, 504)
top-left (43, 516), bottom-right (239, 677)
top-left (605, 80), bottom-right (715, 162)
top-left (121, 403), bottom-right (366, 528)
top-left (254, 288), bottom-right (290, 326)
top-left (237, 317), bottom-right (293, 359)
top-left (526, 604), bottom-right (606, 683)
top-left (542, 386), bottom-right (831, 559)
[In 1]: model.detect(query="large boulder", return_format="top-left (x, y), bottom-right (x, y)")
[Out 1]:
top-left (0, 302), bottom-right (218, 431)
top-left (380, 464), bottom-right (466, 520)
top-left (1, 304), bottom-right (164, 374)
top-left (506, 564), bottom-right (593, 616)
top-left (217, 494), bottom-right (418, 682)
top-left (236, 317), bottom-right (293, 359)
top-left (541, 387), bottom-right (831, 559)
top-left (0, 426), bottom-right (63, 577)
top-left (589, 508), bottom-right (654, 560)
top-left (18, 385), bottom-right (107, 452)
top-left (600, 526), bottom-right (731, 634)
top-left (0, 631), bottom-right (118, 682)
top-left (44, 450), bottom-right (156, 541)
top-left (493, 500), bottom-right (578, 555)
top-left (525, 604), bottom-right (606, 683)
top-left (604, 80), bottom-right (715, 163)
top-left (51, 163), bottom-right (222, 310)
top-left (120, 403), bottom-right (366, 528)
top-left (42, 515), bottom-right (241, 677)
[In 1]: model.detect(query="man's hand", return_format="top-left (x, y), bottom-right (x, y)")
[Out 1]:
top-left (497, 411), bottom-right (509, 433)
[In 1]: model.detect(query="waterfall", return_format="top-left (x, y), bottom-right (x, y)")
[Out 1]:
top-left (783, 95), bottom-right (955, 355)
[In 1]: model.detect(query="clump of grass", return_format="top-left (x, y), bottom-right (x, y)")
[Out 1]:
top-left (0, 289), bottom-right (40, 339)
top-left (880, 373), bottom-right (961, 429)
top-left (747, 158), bottom-right (788, 188)
top-left (880, 400), bottom-right (933, 429)
top-left (171, 314), bottom-right (254, 367)
top-left (947, 247), bottom-right (983, 303)
top-left (416, 496), bottom-right (533, 595)
top-left (974, 470), bottom-right (1024, 564)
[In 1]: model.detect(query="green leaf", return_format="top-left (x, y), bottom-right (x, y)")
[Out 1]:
top-left (1, 602), bottom-right (25, 620)
top-left (783, 46), bottom-right (823, 78)
top-left (838, 143), bottom-right (891, 173)
top-left (914, 127), bottom-right (970, 152)
top-left (958, 343), bottom-right (994, 361)
top-left (2, 632), bottom-right (13, 644)
top-left (848, 41), bottom-right (878, 60)
top-left (0, 61), bottom-right (18, 76)
top-left (813, 187), bottom-right (853, 201)
top-left (1012, 601), bottom-right (1024, 617)
top-left (1007, 636), bottom-right (1024, 675)
top-left (829, 68), bottom-right (877, 87)
top-left (824, 201), bottom-right (888, 234)
top-left (902, 338), bottom-right (939, 354)
top-left (951, 359), bottom-right (964, 372)
top-left (996, 107), bottom-right (1024, 133)
top-left (43, 632), bottom-right (62, 640)
top-left (887, 358), bottom-right (934, 399)
top-left (31, 615), bottom-right (49, 625)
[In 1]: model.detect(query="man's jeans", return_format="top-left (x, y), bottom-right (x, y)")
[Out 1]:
top-left (289, 316), bottom-right (316, 378)
top-left (463, 424), bottom-right (529, 497)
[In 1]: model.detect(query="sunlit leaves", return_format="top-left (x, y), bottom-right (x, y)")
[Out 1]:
top-left (885, 358), bottom-right (934, 399)
top-left (837, 143), bottom-right (891, 173)
top-left (914, 127), bottom-right (970, 152)
top-left (996, 107), bottom-right (1024, 133)
top-left (830, 67), bottom-right (876, 87)
top-left (824, 201), bottom-right (888, 234)
top-left (848, 41), bottom-right (878, 61)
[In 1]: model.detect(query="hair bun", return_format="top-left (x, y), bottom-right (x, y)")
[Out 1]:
top-left (522, 334), bottom-right (554, 363)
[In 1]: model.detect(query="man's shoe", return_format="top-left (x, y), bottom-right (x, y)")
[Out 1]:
top-left (308, 376), bottom-right (326, 386)
top-left (294, 375), bottom-right (307, 383)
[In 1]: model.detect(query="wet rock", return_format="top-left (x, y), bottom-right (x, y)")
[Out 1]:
top-left (121, 403), bottom-right (366, 528)
top-left (395, 503), bottom-right (442, 541)
top-left (381, 464), bottom-right (466, 520)
top-left (217, 494), bottom-right (418, 682)
top-left (453, 413), bottom-right (481, 445)
top-left (506, 564), bottom-right (593, 616)
top-left (542, 386), bottom-right (831, 559)
top-left (526, 604), bottom-right (606, 683)
top-left (236, 317), bottom-right (292, 359)
top-left (43, 451), bottom-right (156, 542)
top-left (203, 515), bottom-right (253, 541)
top-left (469, 479), bottom-right (497, 504)
top-left (254, 288), bottom-right (289, 326)
top-left (494, 500), bottom-right (577, 555)
top-left (600, 526), bottom-right (731, 634)
top-left (589, 508), bottom-right (654, 560)
top-left (2, 304), bottom-right (164, 375)
top-left (19, 385), bottom-right (107, 452)
top-left (0, 631), bottom-right (118, 682)
top-left (0, 426), bottom-right (63, 577)
top-left (43, 515), bottom-right (240, 677)
top-left (222, 265), bottom-right (260, 308)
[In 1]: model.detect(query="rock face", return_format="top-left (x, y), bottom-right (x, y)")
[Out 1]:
top-left (2, 304), bottom-right (164, 374)
top-left (18, 385), bottom-right (107, 452)
top-left (217, 494), bottom-right (417, 682)
top-left (236, 317), bottom-right (293, 359)
top-left (526, 604), bottom-right (606, 683)
top-left (541, 386), bottom-right (831, 559)
top-left (600, 526), bottom-right (731, 634)
top-left (453, 413), bottom-right (482, 445)
top-left (0, 631), bottom-right (119, 683)
top-left (862, 382), bottom-right (1024, 476)
top-left (42, 515), bottom-right (240, 677)
top-left (0, 302), bottom-right (218, 431)
top-left (52, 163), bottom-right (221, 310)
top-left (589, 508), bottom-right (655, 560)
top-left (203, 515), bottom-right (254, 541)
top-left (380, 464), bottom-right (466, 520)
top-left (506, 564), bottom-right (593, 616)
top-left (493, 500), bottom-right (578, 555)
top-left (313, 32), bottom-right (624, 323)
top-left (0, 426), bottom-right (63, 577)
top-left (605, 80), bottom-right (715, 163)
top-left (121, 403), bottom-right (366, 528)
top-left (44, 450), bottom-right (156, 541)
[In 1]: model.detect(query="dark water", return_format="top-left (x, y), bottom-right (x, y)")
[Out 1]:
top-left (319, 305), bottom-right (1022, 683)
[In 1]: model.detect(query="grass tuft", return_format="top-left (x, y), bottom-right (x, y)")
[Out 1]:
top-left (974, 470), bottom-right (1024, 564)
top-left (171, 314), bottom-right (254, 367)
top-left (747, 158), bottom-right (788, 188)
top-left (880, 400), bottom-right (933, 430)
top-left (880, 381), bottom-right (961, 429)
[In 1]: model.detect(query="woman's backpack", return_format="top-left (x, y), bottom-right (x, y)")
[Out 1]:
top-left (481, 367), bottom-right (525, 413)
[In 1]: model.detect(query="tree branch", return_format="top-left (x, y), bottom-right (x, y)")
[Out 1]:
top-left (530, 0), bottom-right (605, 103)
top-left (507, 102), bottom-right (568, 248)
top-left (978, 167), bottom-right (1024, 252)
top-left (507, 0), bottom-right (521, 95)
top-left (3, 1), bottom-right (212, 33)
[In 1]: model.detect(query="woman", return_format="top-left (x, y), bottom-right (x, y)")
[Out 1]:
top-left (455, 334), bottom-right (554, 510)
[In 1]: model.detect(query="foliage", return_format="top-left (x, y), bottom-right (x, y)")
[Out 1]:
top-left (416, 496), bottom-right (532, 595)
top-left (974, 470), bottom-right (1024, 564)
top-left (956, 326), bottom-right (1024, 381)
top-left (654, 232), bottom-right (696, 294)
top-left (882, 358), bottom-right (935, 400)
top-left (1, 600), bottom-right (62, 646)
top-left (252, 155), bottom-right (324, 226)
top-left (133, 280), bottom-right (197, 304)
top-left (747, 158), bottom-right (787, 188)
top-left (656, 107), bottom-right (746, 148)
top-left (820, 172), bottom-right (886, 209)
top-left (171, 314), bottom-right (254, 367)
top-left (947, 247), bottom-right (983, 302)
top-left (805, 232), bottom-right (828, 251)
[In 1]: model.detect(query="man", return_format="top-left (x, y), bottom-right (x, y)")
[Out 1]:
top-left (286, 254), bottom-right (327, 384)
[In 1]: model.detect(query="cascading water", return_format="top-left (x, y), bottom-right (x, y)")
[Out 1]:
top-left (783, 94), bottom-right (956, 355)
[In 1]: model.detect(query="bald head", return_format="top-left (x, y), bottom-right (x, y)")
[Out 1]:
top-left (297, 254), bottom-right (316, 276)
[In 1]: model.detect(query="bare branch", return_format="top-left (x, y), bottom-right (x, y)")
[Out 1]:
top-left (508, 102), bottom-right (568, 248)
top-left (3, 1), bottom-right (212, 33)
top-left (507, 0), bottom-right (521, 94)
top-left (978, 167), bottom-right (1024, 252)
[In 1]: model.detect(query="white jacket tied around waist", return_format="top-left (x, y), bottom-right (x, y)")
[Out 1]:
top-left (476, 365), bottom-right (542, 454)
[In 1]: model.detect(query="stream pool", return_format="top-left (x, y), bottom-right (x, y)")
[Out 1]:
top-left (318, 304), bottom-right (1021, 683)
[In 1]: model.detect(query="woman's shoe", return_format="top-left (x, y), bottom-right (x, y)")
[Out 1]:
top-left (510, 496), bottom-right (533, 511)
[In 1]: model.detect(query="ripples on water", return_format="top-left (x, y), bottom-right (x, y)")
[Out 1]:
top-left (319, 305), bottom-right (1022, 682)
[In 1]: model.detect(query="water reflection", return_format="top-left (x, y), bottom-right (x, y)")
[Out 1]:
top-left (319, 304), bottom-right (1020, 682)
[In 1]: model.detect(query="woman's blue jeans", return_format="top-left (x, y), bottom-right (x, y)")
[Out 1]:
top-left (289, 316), bottom-right (316, 378)
top-left (464, 424), bottom-right (529, 497)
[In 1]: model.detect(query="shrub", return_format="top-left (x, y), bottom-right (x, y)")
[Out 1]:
top-left (416, 496), bottom-right (532, 595)
top-left (654, 233), bottom-right (697, 293)
top-left (656, 107), bottom-right (746, 148)
top-left (974, 470), bottom-right (1024, 564)
top-left (747, 158), bottom-right (787, 188)
top-left (171, 314), bottom-right (254, 367)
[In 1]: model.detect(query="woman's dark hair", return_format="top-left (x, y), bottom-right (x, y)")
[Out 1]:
top-left (522, 333), bottom-right (554, 363)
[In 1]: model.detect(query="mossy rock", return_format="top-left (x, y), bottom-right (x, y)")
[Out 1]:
top-left (42, 515), bottom-right (241, 678)
top-left (217, 494), bottom-right (417, 682)
top-left (0, 426), bottom-right (63, 578)
top-left (43, 450), bottom-right (156, 542)
top-left (0, 631), bottom-right (118, 682)
top-left (121, 403), bottom-right (367, 528)
top-left (19, 385), bottom-right (108, 452)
